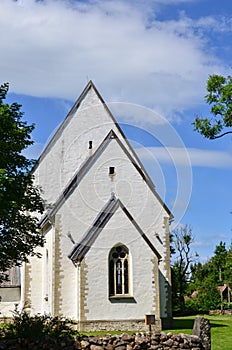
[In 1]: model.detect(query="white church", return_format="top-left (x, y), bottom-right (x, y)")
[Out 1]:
top-left (2, 81), bottom-right (173, 331)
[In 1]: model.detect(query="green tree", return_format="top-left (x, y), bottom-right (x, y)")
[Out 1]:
top-left (224, 242), bottom-right (232, 289)
top-left (193, 74), bottom-right (232, 139)
top-left (188, 262), bottom-right (206, 292)
top-left (171, 225), bottom-right (198, 313)
top-left (0, 83), bottom-right (45, 281)
top-left (211, 241), bottom-right (227, 283)
top-left (196, 277), bottom-right (221, 311)
top-left (187, 241), bottom-right (232, 312)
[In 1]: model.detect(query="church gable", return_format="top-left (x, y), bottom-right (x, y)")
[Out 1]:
top-left (68, 194), bottom-right (162, 265)
top-left (75, 199), bottom-right (161, 322)
top-left (22, 81), bottom-right (173, 331)
top-left (39, 128), bottom-right (171, 231)
top-left (38, 127), bottom-right (171, 269)
top-left (33, 81), bottom-right (145, 205)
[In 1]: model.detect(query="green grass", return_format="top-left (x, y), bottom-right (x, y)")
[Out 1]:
top-left (80, 315), bottom-right (232, 350)
top-left (165, 315), bottom-right (232, 350)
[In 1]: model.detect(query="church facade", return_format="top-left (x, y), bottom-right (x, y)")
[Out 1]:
top-left (21, 81), bottom-right (173, 331)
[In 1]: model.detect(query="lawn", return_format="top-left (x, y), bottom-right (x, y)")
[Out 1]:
top-left (81, 315), bottom-right (231, 350)
top-left (165, 314), bottom-right (232, 350)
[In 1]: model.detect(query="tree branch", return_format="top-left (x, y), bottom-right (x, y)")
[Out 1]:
top-left (211, 130), bottom-right (232, 139)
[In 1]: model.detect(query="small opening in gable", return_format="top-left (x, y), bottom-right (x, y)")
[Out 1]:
top-left (89, 141), bottom-right (93, 149)
top-left (109, 167), bottom-right (115, 175)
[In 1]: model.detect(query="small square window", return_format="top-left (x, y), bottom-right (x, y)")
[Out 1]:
top-left (109, 167), bottom-right (115, 175)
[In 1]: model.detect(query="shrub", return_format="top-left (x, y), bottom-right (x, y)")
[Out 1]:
top-left (224, 302), bottom-right (232, 310)
top-left (3, 308), bottom-right (77, 339)
top-left (184, 298), bottom-right (200, 313)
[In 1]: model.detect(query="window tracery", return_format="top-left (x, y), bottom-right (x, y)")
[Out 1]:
top-left (109, 245), bottom-right (129, 296)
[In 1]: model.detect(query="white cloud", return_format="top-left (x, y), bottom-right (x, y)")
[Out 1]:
top-left (0, 0), bottom-right (230, 120)
top-left (187, 148), bottom-right (232, 168)
top-left (192, 240), bottom-right (212, 248)
top-left (196, 15), bottom-right (232, 33)
top-left (137, 146), bottom-right (232, 168)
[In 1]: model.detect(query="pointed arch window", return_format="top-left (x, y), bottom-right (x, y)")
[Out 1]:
top-left (109, 245), bottom-right (130, 297)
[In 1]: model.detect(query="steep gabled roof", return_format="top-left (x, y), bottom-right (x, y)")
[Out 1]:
top-left (33, 80), bottom-right (127, 171)
top-left (33, 81), bottom-right (95, 171)
top-left (68, 194), bottom-right (162, 264)
top-left (32, 81), bottom-right (162, 197)
top-left (39, 129), bottom-right (172, 228)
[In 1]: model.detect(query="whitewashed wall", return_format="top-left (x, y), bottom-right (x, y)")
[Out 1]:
top-left (33, 87), bottom-right (139, 205)
top-left (25, 83), bottom-right (171, 327)
top-left (83, 206), bottom-right (158, 321)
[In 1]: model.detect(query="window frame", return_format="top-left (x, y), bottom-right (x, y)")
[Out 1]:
top-left (109, 244), bottom-right (130, 298)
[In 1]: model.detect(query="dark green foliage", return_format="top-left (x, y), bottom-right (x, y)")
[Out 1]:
top-left (197, 280), bottom-right (221, 311)
top-left (184, 298), bottom-right (200, 313)
top-left (223, 242), bottom-right (232, 286)
top-left (211, 241), bottom-right (227, 283)
top-left (0, 83), bottom-right (45, 279)
top-left (172, 238), bottom-right (232, 314)
top-left (193, 74), bottom-right (232, 139)
top-left (224, 302), bottom-right (232, 310)
top-left (3, 309), bottom-right (77, 339)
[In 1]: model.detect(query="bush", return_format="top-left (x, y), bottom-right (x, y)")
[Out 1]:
top-left (3, 308), bottom-right (77, 339)
top-left (197, 285), bottom-right (221, 311)
top-left (184, 298), bottom-right (200, 313)
top-left (224, 302), bottom-right (232, 310)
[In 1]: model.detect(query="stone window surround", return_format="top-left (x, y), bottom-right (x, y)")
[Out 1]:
top-left (109, 244), bottom-right (130, 298)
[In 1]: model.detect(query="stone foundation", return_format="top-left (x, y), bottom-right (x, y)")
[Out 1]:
top-left (79, 319), bottom-right (162, 332)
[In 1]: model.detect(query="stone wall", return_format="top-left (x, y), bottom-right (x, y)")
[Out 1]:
top-left (0, 331), bottom-right (206, 350)
top-left (192, 316), bottom-right (211, 350)
top-left (0, 316), bottom-right (210, 350)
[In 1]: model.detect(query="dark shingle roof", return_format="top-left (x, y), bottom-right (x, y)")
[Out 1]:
top-left (68, 194), bottom-right (162, 264)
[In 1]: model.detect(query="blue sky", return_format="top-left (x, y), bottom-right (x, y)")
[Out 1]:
top-left (1, 0), bottom-right (232, 262)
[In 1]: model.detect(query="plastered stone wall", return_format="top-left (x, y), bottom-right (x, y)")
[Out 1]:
top-left (81, 207), bottom-right (160, 323)
top-left (54, 138), bottom-right (170, 258)
top-left (23, 82), bottom-right (172, 329)
top-left (27, 138), bottom-right (172, 323)
top-left (25, 226), bottom-right (54, 315)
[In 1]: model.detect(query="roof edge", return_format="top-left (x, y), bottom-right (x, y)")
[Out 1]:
top-left (33, 80), bottom-right (97, 172)
top-left (68, 195), bottom-right (162, 264)
top-left (39, 127), bottom-right (173, 228)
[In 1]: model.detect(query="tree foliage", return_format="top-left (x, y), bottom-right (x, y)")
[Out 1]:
top-left (173, 239), bottom-right (232, 314)
top-left (171, 223), bottom-right (232, 313)
top-left (171, 225), bottom-right (198, 313)
top-left (0, 83), bottom-right (45, 279)
top-left (212, 241), bottom-right (227, 282)
top-left (193, 74), bottom-right (232, 139)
